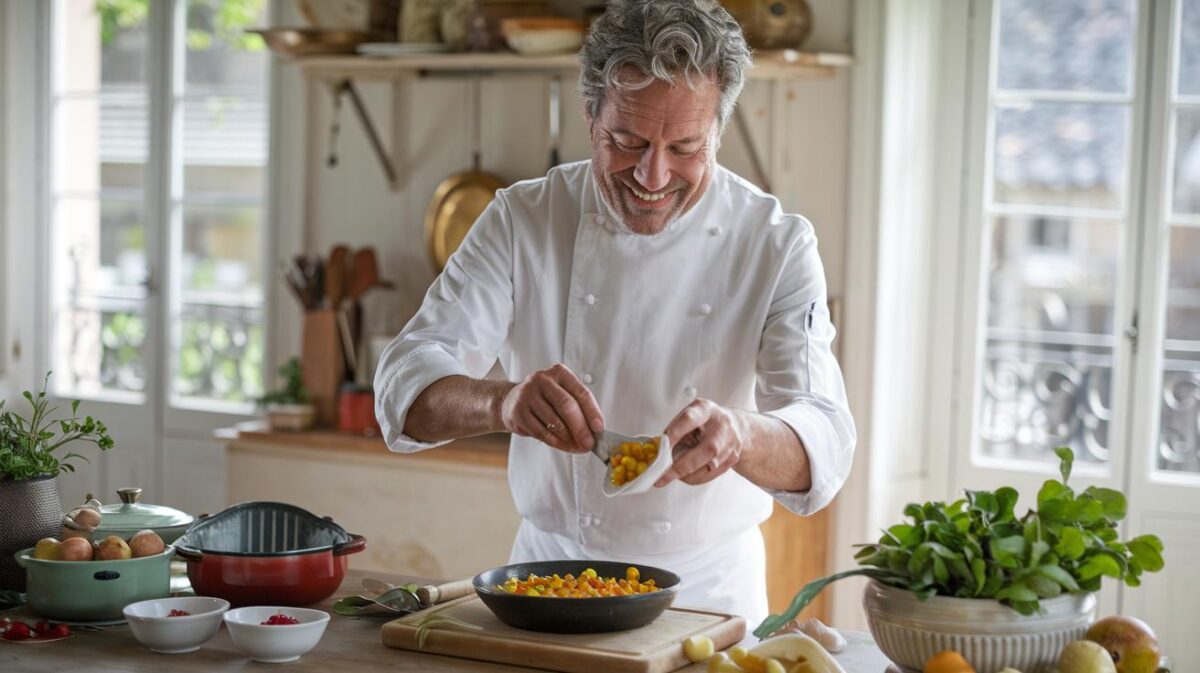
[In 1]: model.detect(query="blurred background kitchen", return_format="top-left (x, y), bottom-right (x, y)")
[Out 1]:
top-left (1, 0), bottom-right (1197, 665)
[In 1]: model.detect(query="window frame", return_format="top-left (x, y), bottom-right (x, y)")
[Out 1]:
top-left (34, 0), bottom-right (278, 435)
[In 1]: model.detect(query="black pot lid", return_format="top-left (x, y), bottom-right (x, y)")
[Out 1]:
top-left (176, 501), bottom-right (352, 556)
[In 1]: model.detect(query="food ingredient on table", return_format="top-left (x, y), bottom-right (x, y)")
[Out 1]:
top-left (609, 438), bottom-right (659, 487)
top-left (1058, 640), bottom-right (1118, 673)
top-left (495, 566), bottom-right (661, 597)
top-left (168, 609), bottom-right (191, 617)
top-left (750, 633), bottom-right (848, 673)
top-left (31, 538), bottom-right (61, 560)
top-left (1, 618), bottom-right (71, 642)
top-left (261, 613), bottom-right (301, 625)
top-left (924, 650), bottom-right (976, 673)
top-left (684, 635), bottom-right (715, 662)
top-left (771, 617), bottom-right (847, 653)
top-left (1085, 616), bottom-right (1160, 673)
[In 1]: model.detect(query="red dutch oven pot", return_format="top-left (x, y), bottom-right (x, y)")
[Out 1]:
top-left (174, 502), bottom-right (367, 607)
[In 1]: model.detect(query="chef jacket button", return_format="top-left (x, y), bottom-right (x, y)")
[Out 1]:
top-left (684, 386), bottom-right (697, 398)
top-left (656, 521), bottom-right (672, 533)
top-left (582, 373), bottom-right (594, 384)
top-left (579, 516), bottom-right (591, 528)
top-left (585, 293), bottom-right (596, 305)
top-left (708, 225), bottom-right (722, 236)
top-left (699, 303), bottom-right (712, 315)
top-left (591, 517), bottom-right (602, 527)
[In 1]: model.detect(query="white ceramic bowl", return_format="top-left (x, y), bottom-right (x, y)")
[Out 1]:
top-left (123, 596), bottom-right (230, 654)
top-left (863, 580), bottom-right (1095, 673)
top-left (223, 606), bottom-right (330, 663)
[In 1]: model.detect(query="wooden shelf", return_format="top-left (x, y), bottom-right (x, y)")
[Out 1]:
top-left (297, 48), bottom-right (852, 82)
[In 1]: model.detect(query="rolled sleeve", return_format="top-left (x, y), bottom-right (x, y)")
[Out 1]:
top-left (373, 194), bottom-right (515, 454)
top-left (755, 224), bottom-right (856, 515)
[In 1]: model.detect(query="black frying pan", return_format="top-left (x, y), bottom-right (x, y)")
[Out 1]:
top-left (473, 560), bottom-right (680, 633)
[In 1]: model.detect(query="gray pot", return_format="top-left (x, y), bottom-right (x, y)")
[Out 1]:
top-left (0, 474), bottom-right (63, 591)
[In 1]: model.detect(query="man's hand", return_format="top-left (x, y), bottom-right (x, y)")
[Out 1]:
top-left (500, 364), bottom-right (605, 453)
top-left (655, 398), bottom-right (748, 487)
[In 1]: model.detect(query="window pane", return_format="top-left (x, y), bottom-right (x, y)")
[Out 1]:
top-left (56, 0), bottom-right (147, 93)
top-left (173, 304), bottom-right (264, 403)
top-left (993, 103), bottom-right (1128, 210)
top-left (54, 301), bottom-right (147, 399)
top-left (978, 216), bottom-right (1122, 466)
top-left (180, 204), bottom-right (263, 297)
top-left (1172, 109), bottom-right (1200, 215)
top-left (996, 0), bottom-right (1135, 94)
top-left (1179, 0), bottom-right (1200, 96)
top-left (53, 95), bottom-right (147, 195)
top-left (53, 197), bottom-right (146, 295)
top-left (1158, 227), bottom-right (1200, 475)
top-left (185, 0), bottom-right (269, 88)
top-left (184, 165), bottom-right (264, 199)
top-left (182, 95), bottom-right (268, 178)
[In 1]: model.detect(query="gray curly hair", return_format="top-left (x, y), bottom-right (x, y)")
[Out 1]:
top-left (578, 0), bottom-right (752, 133)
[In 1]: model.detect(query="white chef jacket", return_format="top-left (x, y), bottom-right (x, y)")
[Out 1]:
top-left (375, 160), bottom-right (855, 622)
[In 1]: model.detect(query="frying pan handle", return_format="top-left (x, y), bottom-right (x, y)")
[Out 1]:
top-left (334, 534), bottom-right (367, 557)
top-left (174, 547), bottom-right (203, 562)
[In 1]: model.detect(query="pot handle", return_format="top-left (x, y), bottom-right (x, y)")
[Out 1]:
top-left (174, 547), bottom-right (203, 562)
top-left (333, 534), bottom-right (367, 557)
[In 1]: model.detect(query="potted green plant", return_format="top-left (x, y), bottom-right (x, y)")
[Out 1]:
top-left (756, 449), bottom-right (1166, 673)
top-left (0, 373), bottom-right (114, 591)
top-left (259, 357), bottom-right (314, 431)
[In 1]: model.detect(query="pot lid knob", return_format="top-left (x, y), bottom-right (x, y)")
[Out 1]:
top-left (117, 487), bottom-right (143, 504)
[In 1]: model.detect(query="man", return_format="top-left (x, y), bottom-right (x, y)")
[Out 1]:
top-left (375, 0), bottom-right (855, 629)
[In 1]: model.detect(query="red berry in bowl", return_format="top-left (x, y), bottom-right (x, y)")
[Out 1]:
top-left (167, 609), bottom-right (191, 617)
top-left (261, 613), bottom-right (300, 625)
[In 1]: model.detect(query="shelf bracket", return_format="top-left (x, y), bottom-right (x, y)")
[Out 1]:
top-left (329, 79), bottom-right (399, 190)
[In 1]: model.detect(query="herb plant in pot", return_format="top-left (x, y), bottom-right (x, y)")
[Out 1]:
top-left (259, 358), bottom-right (315, 432)
top-left (756, 449), bottom-right (1166, 673)
top-left (0, 373), bottom-right (114, 591)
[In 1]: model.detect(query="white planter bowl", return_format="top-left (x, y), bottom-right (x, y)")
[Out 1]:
top-left (123, 596), bottom-right (229, 653)
top-left (224, 606), bottom-right (329, 663)
top-left (863, 580), bottom-right (1095, 673)
top-left (265, 403), bottom-right (315, 431)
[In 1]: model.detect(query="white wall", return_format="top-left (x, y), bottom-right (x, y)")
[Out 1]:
top-left (270, 0), bottom-right (855, 373)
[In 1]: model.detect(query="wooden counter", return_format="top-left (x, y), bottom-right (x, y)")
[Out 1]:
top-left (1, 569), bottom-right (892, 673)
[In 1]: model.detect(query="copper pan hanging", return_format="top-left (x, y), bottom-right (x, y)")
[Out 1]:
top-left (425, 77), bottom-right (506, 273)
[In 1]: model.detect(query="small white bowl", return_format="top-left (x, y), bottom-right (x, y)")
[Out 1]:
top-left (123, 596), bottom-right (230, 654)
top-left (223, 606), bottom-right (330, 663)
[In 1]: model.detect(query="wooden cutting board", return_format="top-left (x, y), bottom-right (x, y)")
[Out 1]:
top-left (381, 595), bottom-right (746, 673)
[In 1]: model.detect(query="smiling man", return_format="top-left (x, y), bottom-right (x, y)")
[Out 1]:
top-left (375, 0), bottom-right (855, 629)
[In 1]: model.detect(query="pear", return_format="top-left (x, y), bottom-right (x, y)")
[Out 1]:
top-left (95, 535), bottom-right (132, 561)
top-left (128, 529), bottom-right (165, 558)
top-left (59, 536), bottom-right (94, 561)
top-left (1086, 616), bottom-right (1161, 673)
top-left (32, 537), bottom-right (62, 560)
top-left (1059, 640), bottom-right (1117, 673)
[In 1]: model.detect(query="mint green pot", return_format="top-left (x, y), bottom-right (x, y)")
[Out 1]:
top-left (15, 545), bottom-right (174, 621)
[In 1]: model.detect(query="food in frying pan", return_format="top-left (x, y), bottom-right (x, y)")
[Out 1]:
top-left (494, 567), bottom-right (663, 598)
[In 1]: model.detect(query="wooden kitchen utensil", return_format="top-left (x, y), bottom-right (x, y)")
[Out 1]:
top-left (382, 594), bottom-right (745, 673)
top-left (301, 309), bottom-right (345, 427)
top-left (325, 244), bottom-right (349, 309)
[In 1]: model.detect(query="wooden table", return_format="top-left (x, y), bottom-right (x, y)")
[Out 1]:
top-left (2, 570), bottom-right (893, 672)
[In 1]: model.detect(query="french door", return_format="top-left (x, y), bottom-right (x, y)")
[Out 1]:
top-left (42, 0), bottom-right (271, 507)
top-left (951, 1), bottom-right (1200, 667)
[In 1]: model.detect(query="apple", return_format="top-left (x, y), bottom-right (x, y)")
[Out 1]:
top-left (31, 538), bottom-right (61, 561)
top-left (128, 529), bottom-right (165, 558)
top-left (1085, 616), bottom-right (1161, 673)
top-left (1059, 640), bottom-right (1118, 673)
top-left (95, 535), bottom-right (132, 561)
top-left (59, 536), bottom-right (94, 561)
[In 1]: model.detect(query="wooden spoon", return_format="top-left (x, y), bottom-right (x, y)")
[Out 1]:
top-left (326, 245), bottom-right (349, 310)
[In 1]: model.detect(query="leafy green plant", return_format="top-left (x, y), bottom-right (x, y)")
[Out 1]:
top-left (0, 373), bottom-right (115, 481)
top-left (258, 358), bottom-right (309, 406)
top-left (754, 448), bottom-right (1165, 639)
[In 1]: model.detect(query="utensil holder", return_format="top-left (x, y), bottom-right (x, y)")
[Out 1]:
top-left (301, 309), bottom-right (345, 428)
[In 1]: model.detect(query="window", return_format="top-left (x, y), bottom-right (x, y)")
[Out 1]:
top-left (48, 0), bottom-right (269, 412)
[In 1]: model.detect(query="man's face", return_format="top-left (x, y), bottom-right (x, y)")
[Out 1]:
top-left (588, 71), bottom-right (720, 236)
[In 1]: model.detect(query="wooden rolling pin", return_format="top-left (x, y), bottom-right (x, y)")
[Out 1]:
top-left (417, 579), bottom-right (475, 608)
